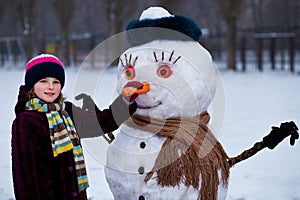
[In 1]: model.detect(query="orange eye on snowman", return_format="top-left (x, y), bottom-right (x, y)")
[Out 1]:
top-left (157, 65), bottom-right (172, 78)
top-left (124, 65), bottom-right (135, 80)
top-left (153, 50), bottom-right (180, 79)
top-left (119, 53), bottom-right (138, 80)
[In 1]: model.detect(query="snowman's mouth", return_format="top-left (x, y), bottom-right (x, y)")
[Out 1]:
top-left (137, 101), bottom-right (162, 109)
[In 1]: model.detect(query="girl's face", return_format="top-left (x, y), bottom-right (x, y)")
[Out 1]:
top-left (33, 77), bottom-right (62, 103)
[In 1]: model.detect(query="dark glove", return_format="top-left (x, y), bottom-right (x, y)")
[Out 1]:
top-left (263, 121), bottom-right (299, 149)
top-left (75, 93), bottom-right (96, 111)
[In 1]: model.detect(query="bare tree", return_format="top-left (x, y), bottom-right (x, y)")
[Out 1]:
top-left (250, 0), bottom-right (263, 32)
top-left (0, 0), bottom-right (8, 65)
top-left (103, 0), bottom-right (118, 36)
top-left (156, 0), bottom-right (181, 13)
top-left (102, 0), bottom-right (141, 36)
top-left (212, 0), bottom-right (245, 70)
top-left (11, 0), bottom-right (36, 61)
top-left (51, 0), bottom-right (75, 66)
top-left (0, 0), bottom-right (8, 23)
top-left (99, 0), bottom-right (142, 66)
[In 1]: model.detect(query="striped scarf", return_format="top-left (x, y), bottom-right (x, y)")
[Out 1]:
top-left (26, 98), bottom-right (89, 191)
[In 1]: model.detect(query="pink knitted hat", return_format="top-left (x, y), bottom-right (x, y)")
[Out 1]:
top-left (25, 54), bottom-right (65, 90)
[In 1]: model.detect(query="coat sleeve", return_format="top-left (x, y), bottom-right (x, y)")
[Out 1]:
top-left (66, 95), bottom-right (137, 138)
top-left (11, 114), bottom-right (44, 200)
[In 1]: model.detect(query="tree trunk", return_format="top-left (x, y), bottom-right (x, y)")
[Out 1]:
top-left (23, 34), bottom-right (33, 61)
top-left (226, 16), bottom-right (237, 70)
top-left (61, 30), bottom-right (70, 66)
top-left (212, 0), bottom-right (244, 71)
top-left (51, 0), bottom-right (74, 66)
top-left (12, 0), bottom-right (36, 61)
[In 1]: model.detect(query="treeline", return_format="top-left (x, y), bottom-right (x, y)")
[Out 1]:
top-left (0, 0), bottom-right (299, 70)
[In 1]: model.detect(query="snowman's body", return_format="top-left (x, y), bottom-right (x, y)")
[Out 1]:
top-left (105, 125), bottom-right (228, 200)
top-left (105, 39), bottom-right (228, 200)
top-left (105, 7), bottom-right (229, 200)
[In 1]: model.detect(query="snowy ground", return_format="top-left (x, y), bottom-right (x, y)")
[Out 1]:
top-left (1, 64), bottom-right (300, 200)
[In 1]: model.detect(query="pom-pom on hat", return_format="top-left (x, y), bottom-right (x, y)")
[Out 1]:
top-left (25, 54), bottom-right (65, 91)
top-left (126, 7), bottom-right (202, 47)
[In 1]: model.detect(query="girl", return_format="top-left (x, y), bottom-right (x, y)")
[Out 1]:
top-left (11, 54), bottom-right (138, 200)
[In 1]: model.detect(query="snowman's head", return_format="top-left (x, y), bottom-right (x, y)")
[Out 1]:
top-left (116, 7), bottom-right (217, 120)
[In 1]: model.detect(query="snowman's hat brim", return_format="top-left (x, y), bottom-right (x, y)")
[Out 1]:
top-left (126, 15), bottom-right (202, 47)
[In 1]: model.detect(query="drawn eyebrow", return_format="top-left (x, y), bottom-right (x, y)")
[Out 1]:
top-left (119, 54), bottom-right (138, 67)
top-left (153, 52), bottom-right (158, 62)
top-left (173, 55), bottom-right (181, 64)
top-left (153, 50), bottom-right (181, 64)
top-left (169, 50), bottom-right (174, 61)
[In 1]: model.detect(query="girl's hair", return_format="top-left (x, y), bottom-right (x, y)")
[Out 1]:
top-left (28, 88), bottom-right (65, 102)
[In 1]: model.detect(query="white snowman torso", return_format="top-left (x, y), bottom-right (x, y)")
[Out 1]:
top-left (105, 125), bottom-right (228, 200)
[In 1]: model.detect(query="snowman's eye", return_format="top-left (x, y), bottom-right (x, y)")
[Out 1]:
top-left (157, 65), bottom-right (172, 78)
top-left (124, 65), bottom-right (135, 80)
top-left (120, 53), bottom-right (138, 80)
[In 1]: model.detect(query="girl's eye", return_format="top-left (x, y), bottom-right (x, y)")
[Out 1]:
top-left (53, 80), bottom-right (60, 84)
top-left (124, 65), bottom-right (135, 80)
top-left (40, 79), bottom-right (47, 83)
top-left (157, 65), bottom-right (172, 78)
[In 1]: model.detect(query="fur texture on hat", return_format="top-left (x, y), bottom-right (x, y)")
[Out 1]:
top-left (126, 7), bottom-right (202, 47)
top-left (25, 54), bottom-right (65, 91)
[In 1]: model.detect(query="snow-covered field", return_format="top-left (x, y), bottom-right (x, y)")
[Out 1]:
top-left (1, 64), bottom-right (300, 200)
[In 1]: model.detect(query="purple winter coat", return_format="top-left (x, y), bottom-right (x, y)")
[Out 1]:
top-left (11, 86), bottom-right (137, 200)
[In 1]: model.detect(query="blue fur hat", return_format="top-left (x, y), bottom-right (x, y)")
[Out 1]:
top-left (126, 7), bottom-right (202, 47)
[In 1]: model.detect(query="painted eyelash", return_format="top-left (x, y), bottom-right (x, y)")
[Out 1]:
top-left (153, 50), bottom-right (181, 64)
top-left (119, 54), bottom-right (138, 67)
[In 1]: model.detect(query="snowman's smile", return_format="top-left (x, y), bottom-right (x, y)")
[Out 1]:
top-left (137, 101), bottom-right (162, 109)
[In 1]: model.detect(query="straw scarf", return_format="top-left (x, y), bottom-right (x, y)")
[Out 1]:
top-left (125, 112), bottom-right (230, 200)
top-left (26, 98), bottom-right (89, 191)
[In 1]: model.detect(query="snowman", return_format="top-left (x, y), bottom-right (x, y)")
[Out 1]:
top-left (103, 7), bottom-right (299, 200)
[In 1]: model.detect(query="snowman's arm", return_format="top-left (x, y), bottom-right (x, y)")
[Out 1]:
top-left (228, 121), bottom-right (299, 167)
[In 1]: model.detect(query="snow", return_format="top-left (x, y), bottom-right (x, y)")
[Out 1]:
top-left (139, 7), bottom-right (173, 20)
top-left (1, 65), bottom-right (300, 200)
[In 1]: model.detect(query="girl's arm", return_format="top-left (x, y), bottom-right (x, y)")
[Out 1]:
top-left (65, 95), bottom-right (137, 138)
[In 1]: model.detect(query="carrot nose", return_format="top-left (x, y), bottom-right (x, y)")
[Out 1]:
top-left (122, 81), bottom-right (150, 97)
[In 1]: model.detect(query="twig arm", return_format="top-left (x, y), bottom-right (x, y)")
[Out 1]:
top-left (228, 121), bottom-right (299, 167)
top-left (228, 141), bottom-right (266, 167)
